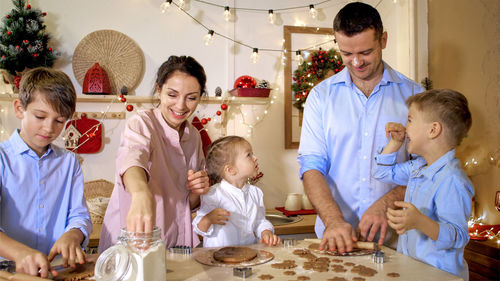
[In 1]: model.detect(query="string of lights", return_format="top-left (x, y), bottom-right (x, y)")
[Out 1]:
top-left (191, 0), bottom-right (333, 12)
top-left (160, 0), bottom-right (342, 63)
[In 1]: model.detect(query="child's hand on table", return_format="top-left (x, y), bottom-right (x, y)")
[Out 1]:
top-left (48, 229), bottom-right (86, 269)
top-left (260, 230), bottom-right (280, 246)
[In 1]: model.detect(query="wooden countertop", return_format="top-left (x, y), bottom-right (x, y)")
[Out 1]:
top-left (88, 210), bottom-right (317, 247)
top-left (166, 240), bottom-right (463, 280)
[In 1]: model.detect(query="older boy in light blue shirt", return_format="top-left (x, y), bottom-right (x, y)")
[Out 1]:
top-left (374, 89), bottom-right (473, 280)
top-left (0, 68), bottom-right (92, 278)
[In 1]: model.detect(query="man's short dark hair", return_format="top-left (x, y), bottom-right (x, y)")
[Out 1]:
top-left (333, 2), bottom-right (383, 39)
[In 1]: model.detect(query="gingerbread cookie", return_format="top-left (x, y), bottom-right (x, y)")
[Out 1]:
top-left (258, 274), bottom-right (274, 280)
top-left (213, 247), bottom-right (258, 263)
top-left (351, 264), bottom-right (378, 277)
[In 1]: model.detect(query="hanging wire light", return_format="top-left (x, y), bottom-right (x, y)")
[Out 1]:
top-left (160, 0), bottom-right (172, 13)
top-left (223, 6), bottom-right (231, 22)
top-left (203, 30), bottom-right (215, 45)
top-left (309, 4), bottom-right (318, 19)
top-left (295, 50), bottom-right (304, 65)
top-left (267, 9), bottom-right (275, 24)
top-left (251, 48), bottom-right (259, 63)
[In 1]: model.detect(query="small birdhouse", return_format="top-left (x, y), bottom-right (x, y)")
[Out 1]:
top-left (82, 63), bottom-right (111, 95)
top-left (63, 124), bottom-right (82, 149)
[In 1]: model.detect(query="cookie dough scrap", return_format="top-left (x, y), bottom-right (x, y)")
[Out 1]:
top-left (387, 272), bottom-right (401, 278)
top-left (258, 274), bottom-right (274, 280)
top-left (351, 264), bottom-right (378, 277)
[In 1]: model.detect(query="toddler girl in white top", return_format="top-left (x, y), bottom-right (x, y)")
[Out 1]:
top-left (193, 136), bottom-right (280, 247)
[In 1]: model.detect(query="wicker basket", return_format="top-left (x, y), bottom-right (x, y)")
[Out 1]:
top-left (84, 179), bottom-right (114, 225)
top-left (72, 29), bottom-right (145, 95)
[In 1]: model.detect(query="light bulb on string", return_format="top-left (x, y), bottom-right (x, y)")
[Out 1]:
top-left (309, 4), bottom-right (318, 19)
top-left (296, 50), bottom-right (304, 65)
top-left (251, 48), bottom-right (259, 64)
top-left (178, 0), bottom-right (185, 9)
top-left (203, 30), bottom-right (214, 46)
top-left (268, 9), bottom-right (275, 24)
top-left (160, 0), bottom-right (172, 13)
top-left (223, 6), bottom-right (231, 22)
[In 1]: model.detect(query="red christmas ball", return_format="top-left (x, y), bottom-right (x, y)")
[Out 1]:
top-left (216, 110), bottom-right (222, 116)
top-left (220, 103), bottom-right (228, 110)
top-left (14, 76), bottom-right (21, 89)
top-left (126, 105), bottom-right (134, 112)
top-left (1, 55), bottom-right (5, 59)
top-left (7, 31), bottom-right (12, 35)
top-left (233, 75), bottom-right (256, 89)
top-left (201, 118), bottom-right (208, 125)
top-left (121, 97), bottom-right (126, 102)
top-left (6, 15), bottom-right (10, 19)
top-left (33, 53), bottom-right (38, 58)
top-left (26, 4), bottom-right (31, 9)
top-left (43, 12), bottom-right (47, 16)
top-left (207, 117), bottom-right (211, 121)
top-left (48, 47), bottom-right (53, 52)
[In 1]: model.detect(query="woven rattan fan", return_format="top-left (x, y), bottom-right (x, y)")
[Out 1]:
top-left (72, 30), bottom-right (144, 95)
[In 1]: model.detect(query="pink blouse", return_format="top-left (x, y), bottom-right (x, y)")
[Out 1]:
top-left (99, 108), bottom-right (205, 252)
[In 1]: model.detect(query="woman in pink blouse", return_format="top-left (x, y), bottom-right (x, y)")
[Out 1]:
top-left (99, 56), bottom-right (211, 251)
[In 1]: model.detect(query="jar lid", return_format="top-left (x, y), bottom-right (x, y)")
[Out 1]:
top-left (94, 245), bottom-right (133, 281)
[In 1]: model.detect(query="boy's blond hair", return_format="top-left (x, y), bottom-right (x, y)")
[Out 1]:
top-left (19, 67), bottom-right (76, 119)
top-left (206, 136), bottom-right (247, 185)
top-left (406, 89), bottom-right (472, 146)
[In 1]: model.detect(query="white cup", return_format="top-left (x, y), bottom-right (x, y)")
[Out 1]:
top-left (302, 194), bottom-right (313, 210)
top-left (285, 193), bottom-right (302, 211)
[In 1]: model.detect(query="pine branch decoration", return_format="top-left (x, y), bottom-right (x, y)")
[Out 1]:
top-left (0, 0), bottom-right (57, 75)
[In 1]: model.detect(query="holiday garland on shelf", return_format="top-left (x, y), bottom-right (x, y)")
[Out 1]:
top-left (291, 48), bottom-right (343, 111)
top-left (0, 0), bottom-right (57, 75)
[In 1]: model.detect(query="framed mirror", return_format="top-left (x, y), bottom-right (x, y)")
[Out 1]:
top-left (283, 25), bottom-right (335, 149)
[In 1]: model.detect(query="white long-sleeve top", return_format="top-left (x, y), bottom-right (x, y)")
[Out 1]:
top-left (192, 179), bottom-right (274, 247)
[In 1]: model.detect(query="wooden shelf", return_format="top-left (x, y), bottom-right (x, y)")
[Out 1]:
top-left (0, 93), bottom-right (270, 105)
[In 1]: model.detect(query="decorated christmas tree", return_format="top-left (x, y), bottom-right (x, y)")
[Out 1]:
top-left (0, 0), bottom-right (56, 76)
top-left (291, 48), bottom-right (343, 111)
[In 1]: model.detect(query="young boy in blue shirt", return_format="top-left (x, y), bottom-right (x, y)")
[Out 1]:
top-left (0, 68), bottom-right (92, 278)
top-left (373, 89), bottom-right (473, 280)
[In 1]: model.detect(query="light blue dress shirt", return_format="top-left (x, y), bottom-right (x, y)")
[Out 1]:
top-left (0, 130), bottom-right (92, 255)
top-left (374, 149), bottom-right (473, 280)
top-left (297, 62), bottom-right (424, 237)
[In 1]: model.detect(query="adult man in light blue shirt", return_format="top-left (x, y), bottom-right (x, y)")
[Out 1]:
top-left (298, 2), bottom-right (424, 253)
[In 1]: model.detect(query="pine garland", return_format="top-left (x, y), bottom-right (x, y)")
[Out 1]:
top-left (0, 0), bottom-right (57, 75)
top-left (291, 48), bottom-right (343, 111)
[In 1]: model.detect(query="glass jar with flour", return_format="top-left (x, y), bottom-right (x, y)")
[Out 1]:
top-left (94, 227), bottom-right (166, 281)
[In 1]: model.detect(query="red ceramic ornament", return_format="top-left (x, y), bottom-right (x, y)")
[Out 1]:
top-left (82, 63), bottom-right (111, 95)
top-left (233, 75), bottom-right (256, 89)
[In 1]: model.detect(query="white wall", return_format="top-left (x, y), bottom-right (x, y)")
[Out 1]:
top-left (0, 0), bottom-right (425, 208)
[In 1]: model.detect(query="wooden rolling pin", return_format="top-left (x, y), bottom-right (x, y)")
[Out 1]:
top-left (304, 238), bottom-right (379, 250)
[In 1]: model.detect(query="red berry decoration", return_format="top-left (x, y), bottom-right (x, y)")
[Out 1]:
top-left (121, 97), bottom-right (126, 102)
top-left (26, 4), bottom-right (31, 9)
top-left (233, 75), bottom-right (256, 89)
top-left (216, 110), bottom-right (222, 116)
top-left (43, 12), bottom-right (47, 16)
top-left (220, 103), bottom-right (228, 110)
top-left (126, 104), bottom-right (134, 112)
top-left (207, 117), bottom-right (211, 121)
top-left (201, 118), bottom-right (208, 125)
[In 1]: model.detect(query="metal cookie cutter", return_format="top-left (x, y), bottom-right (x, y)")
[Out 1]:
top-left (282, 238), bottom-right (297, 247)
top-left (0, 260), bottom-right (15, 273)
top-left (233, 267), bottom-right (252, 278)
top-left (372, 250), bottom-right (385, 263)
top-left (169, 245), bottom-right (192, 255)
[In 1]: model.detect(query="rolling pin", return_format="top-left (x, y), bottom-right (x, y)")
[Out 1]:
top-left (304, 238), bottom-right (379, 250)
